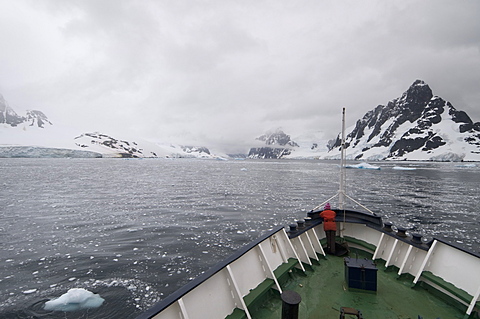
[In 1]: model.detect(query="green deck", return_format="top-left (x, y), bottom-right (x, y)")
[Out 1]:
top-left (236, 248), bottom-right (477, 319)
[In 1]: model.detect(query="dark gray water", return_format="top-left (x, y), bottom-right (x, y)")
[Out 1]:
top-left (0, 158), bottom-right (478, 318)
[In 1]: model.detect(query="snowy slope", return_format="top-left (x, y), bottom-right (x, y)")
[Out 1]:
top-left (0, 94), bottom-right (219, 158)
top-left (325, 80), bottom-right (480, 162)
top-left (0, 125), bottom-right (218, 158)
top-left (2, 80), bottom-right (479, 161)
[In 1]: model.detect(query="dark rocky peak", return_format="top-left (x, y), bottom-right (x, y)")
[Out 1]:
top-left (329, 80), bottom-right (438, 151)
top-left (416, 96), bottom-right (447, 129)
top-left (0, 94), bottom-right (24, 126)
top-left (181, 146), bottom-right (211, 154)
top-left (327, 79), bottom-right (480, 161)
top-left (402, 79), bottom-right (433, 107)
top-left (0, 94), bottom-right (52, 128)
top-left (26, 110), bottom-right (52, 128)
top-left (448, 102), bottom-right (473, 124)
top-left (256, 129), bottom-right (299, 147)
top-left (75, 132), bottom-right (144, 158)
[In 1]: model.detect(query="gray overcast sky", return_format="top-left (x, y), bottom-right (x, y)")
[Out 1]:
top-left (1, 0), bottom-right (479, 150)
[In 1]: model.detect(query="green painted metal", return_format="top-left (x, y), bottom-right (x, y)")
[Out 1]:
top-left (420, 271), bottom-right (475, 305)
top-left (234, 248), bottom-right (478, 319)
top-left (226, 258), bottom-right (300, 319)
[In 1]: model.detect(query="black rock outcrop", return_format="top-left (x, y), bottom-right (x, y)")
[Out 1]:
top-left (248, 129), bottom-right (298, 159)
top-left (328, 80), bottom-right (480, 161)
top-left (0, 94), bottom-right (52, 128)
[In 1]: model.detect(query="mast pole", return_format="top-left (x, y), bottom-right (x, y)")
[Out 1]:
top-left (339, 107), bottom-right (346, 210)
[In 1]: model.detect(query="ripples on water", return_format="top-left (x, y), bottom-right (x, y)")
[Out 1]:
top-left (0, 158), bottom-right (478, 318)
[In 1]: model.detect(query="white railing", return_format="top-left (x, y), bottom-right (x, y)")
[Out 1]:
top-left (140, 218), bottom-right (480, 319)
top-left (142, 227), bottom-right (310, 319)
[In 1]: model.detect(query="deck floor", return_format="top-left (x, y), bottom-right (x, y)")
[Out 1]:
top-left (253, 249), bottom-right (466, 319)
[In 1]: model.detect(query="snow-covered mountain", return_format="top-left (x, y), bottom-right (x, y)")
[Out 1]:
top-left (2, 79), bottom-right (479, 161)
top-left (0, 95), bottom-right (52, 128)
top-left (247, 129), bottom-right (328, 159)
top-left (326, 80), bottom-right (480, 161)
top-left (247, 129), bottom-right (297, 159)
top-left (0, 94), bottom-right (220, 158)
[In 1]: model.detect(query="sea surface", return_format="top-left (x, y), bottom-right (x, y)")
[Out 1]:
top-left (0, 158), bottom-right (479, 318)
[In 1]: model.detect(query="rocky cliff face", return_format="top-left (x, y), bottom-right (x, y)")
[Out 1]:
top-left (1, 94), bottom-right (216, 158)
top-left (0, 94), bottom-right (52, 128)
top-left (2, 82), bottom-right (479, 161)
top-left (248, 129), bottom-right (298, 159)
top-left (328, 80), bottom-right (480, 161)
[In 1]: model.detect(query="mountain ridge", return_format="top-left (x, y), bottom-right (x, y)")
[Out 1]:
top-left (326, 80), bottom-right (480, 161)
top-left (1, 80), bottom-right (479, 161)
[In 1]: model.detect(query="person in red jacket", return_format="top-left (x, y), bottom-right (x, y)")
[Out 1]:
top-left (320, 203), bottom-right (336, 254)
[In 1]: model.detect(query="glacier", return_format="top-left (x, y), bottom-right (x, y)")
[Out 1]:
top-left (0, 146), bottom-right (102, 158)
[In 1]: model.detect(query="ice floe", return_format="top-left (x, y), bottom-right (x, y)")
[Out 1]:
top-left (345, 162), bottom-right (381, 170)
top-left (392, 166), bottom-right (416, 170)
top-left (44, 288), bottom-right (104, 312)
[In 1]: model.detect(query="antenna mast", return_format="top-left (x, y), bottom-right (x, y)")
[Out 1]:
top-left (339, 108), bottom-right (346, 210)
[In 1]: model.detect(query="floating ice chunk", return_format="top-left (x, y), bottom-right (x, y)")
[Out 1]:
top-left (345, 162), bottom-right (381, 170)
top-left (392, 166), bottom-right (416, 170)
top-left (455, 163), bottom-right (476, 168)
top-left (23, 289), bottom-right (37, 294)
top-left (44, 288), bottom-right (105, 312)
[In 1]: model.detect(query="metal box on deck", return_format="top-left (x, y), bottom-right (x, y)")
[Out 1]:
top-left (344, 257), bottom-right (377, 292)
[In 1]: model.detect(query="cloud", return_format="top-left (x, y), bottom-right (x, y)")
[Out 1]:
top-left (1, 0), bottom-right (479, 150)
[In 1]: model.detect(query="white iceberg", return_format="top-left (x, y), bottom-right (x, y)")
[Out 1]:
top-left (455, 163), bottom-right (476, 168)
top-left (392, 166), bottom-right (416, 170)
top-left (345, 162), bottom-right (381, 170)
top-left (44, 288), bottom-right (105, 312)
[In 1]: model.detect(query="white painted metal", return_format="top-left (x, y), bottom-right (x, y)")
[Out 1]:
top-left (291, 236), bottom-right (312, 266)
top-left (307, 228), bottom-right (325, 256)
top-left (424, 241), bottom-right (480, 298)
top-left (148, 223), bottom-right (480, 319)
top-left (300, 232), bottom-right (319, 261)
top-left (341, 223), bottom-right (381, 251)
top-left (395, 242), bottom-right (410, 268)
top-left (414, 240), bottom-right (438, 284)
top-left (467, 284), bottom-right (480, 315)
top-left (179, 268), bottom-right (239, 319)
top-left (226, 265), bottom-right (252, 319)
top-left (339, 107), bottom-right (346, 211)
top-left (385, 239), bottom-right (398, 267)
top-left (257, 244), bottom-right (283, 294)
top-left (270, 235), bottom-right (287, 263)
top-left (405, 247), bottom-right (427, 276)
top-left (398, 245), bottom-right (413, 275)
top-left (278, 228), bottom-right (305, 272)
top-left (229, 244), bottom-right (277, 299)
top-left (152, 301), bottom-right (182, 319)
top-left (178, 299), bottom-right (189, 319)
top-left (373, 233), bottom-right (395, 261)
top-left (372, 233), bottom-right (385, 260)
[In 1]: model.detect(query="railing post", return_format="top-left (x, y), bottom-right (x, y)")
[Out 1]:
top-left (385, 239), bottom-right (398, 267)
top-left (372, 233), bottom-right (385, 260)
top-left (413, 239), bottom-right (437, 284)
top-left (398, 245), bottom-right (413, 275)
top-left (466, 284), bottom-right (480, 316)
top-left (282, 228), bottom-right (305, 272)
top-left (281, 290), bottom-right (301, 319)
